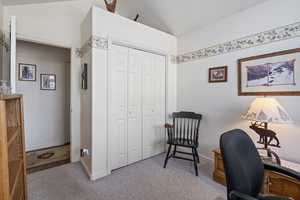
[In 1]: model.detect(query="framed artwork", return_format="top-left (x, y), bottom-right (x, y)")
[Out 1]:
top-left (40, 74), bottom-right (56, 90)
top-left (238, 48), bottom-right (300, 96)
top-left (18, 63), bottom-right (36, 81)
top-left (209, 66), bottom-right (228, 83)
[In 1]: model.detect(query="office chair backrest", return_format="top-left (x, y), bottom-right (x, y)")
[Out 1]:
top-left (220, 129), bottom-right (264, 199)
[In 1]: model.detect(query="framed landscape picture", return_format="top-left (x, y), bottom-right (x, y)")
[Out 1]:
top-left (19, 63), bottom-right (36, 81)
top-left (238, 48), bottom-right (300, 96)
top-left (40, 74), bottom-right (56, 90)
top-left (209, 66), bottom-right (228, 83)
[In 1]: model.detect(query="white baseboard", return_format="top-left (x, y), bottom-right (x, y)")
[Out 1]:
top-left (198, 153), bottom-right (214, 162)
top-left (80, 159), bottom-right (92, 180)
top-left (81, 159), bottom-right (110, 181)
top-left (90, 170), bottom-right (108, 181)
top-left (176, 146), bottom-right (214, 163)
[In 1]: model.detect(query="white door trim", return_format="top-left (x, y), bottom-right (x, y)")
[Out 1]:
top-left (14, 36), bottom-right (79, 162)
top-left (10, 16), bottom-right (16, 94)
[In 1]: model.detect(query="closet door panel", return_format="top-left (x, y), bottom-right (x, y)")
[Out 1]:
top-left (109, 45), bottom-right (128, 170)
top-left (142, 53), bottom-right (158, 159)
top-left (142, 117), bottom-right (156, 158)
top-left (127, 49), bottom-right (142, 164)
top-left (111, 118), bottom-right (127, 169)
top-left (154, 55), bottom-right (166, 155)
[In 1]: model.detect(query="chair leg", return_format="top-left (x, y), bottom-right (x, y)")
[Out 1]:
top-left (173, 145), bottom-right (177, 157)
top-left (164, 144), bottom-right (172, 168)
top-left (192, 148), bottom-right (199, 176)
top-left (195, 148), bottom-right (200, 163)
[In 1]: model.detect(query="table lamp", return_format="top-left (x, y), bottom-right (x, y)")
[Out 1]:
top-left (242, 97), bottom-right (292, 165)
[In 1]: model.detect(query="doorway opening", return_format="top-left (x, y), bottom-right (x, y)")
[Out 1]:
top-left (16, 40), bottom-right (71, 173)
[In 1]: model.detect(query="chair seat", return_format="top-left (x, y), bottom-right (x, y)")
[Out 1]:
top-left (167, 138), bottom-right (198, 147)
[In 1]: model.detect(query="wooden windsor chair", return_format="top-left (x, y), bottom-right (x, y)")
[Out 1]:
top-left (164, 111), bottom-right (202, 176)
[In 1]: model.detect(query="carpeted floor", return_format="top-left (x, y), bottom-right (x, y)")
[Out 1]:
top-left (28, 154), bottom-right (226, 200)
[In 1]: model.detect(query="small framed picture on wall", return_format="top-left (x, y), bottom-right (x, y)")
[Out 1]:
top-left (209, 66), bottom-right (228, 83)
top-left (19, 63), bottom-right (36, 81)
top-left (40, 74), bottom-right (56, 90)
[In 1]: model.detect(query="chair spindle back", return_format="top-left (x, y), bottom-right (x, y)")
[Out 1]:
top-left (168, 112), bottom-right (202, 144)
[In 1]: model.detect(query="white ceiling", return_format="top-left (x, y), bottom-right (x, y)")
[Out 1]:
top-left (117, 0), bottom-right (269, 36)
top-left (2, 0), bottom-right (269, 36)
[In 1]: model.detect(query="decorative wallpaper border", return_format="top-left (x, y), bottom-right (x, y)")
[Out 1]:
top-left (170, 55), bottom-right (177, 64)
top-left (0, 31), bottom-right (9, 51)
top-left (79, 35), bottom-right (108, 57)
top-left (177, 21), bottom-right (300, 64)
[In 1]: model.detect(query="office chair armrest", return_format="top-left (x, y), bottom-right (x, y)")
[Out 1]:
top-left (230, 191), bottom-right (258, 200)
top-left (258, 194), bottom-right (294, 200)
top-left (264, 162), bottom-right (300, 181)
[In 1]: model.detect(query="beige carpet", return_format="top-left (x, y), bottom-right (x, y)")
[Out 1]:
top-left (28, 154), bottom-right (226, 200)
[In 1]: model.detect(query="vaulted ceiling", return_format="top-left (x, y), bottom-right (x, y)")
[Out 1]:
top-left (117, 0), bottom-right (269, 36)
top-left (2, 0), bottom-right (268, 36)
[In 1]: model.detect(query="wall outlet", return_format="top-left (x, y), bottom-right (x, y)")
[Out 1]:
top-left (80, 148), bottom-right (89, 157)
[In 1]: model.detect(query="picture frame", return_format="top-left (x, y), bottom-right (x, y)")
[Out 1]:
top-left (40, 74), bottom-right (56, 90)
top-left (18, 63), bottom-right (36, 81)
top-left (209, 66), bottom-right (228, 83)
top-left (238, 48), bottom-right (300, 96)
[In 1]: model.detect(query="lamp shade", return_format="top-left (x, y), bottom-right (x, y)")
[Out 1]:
top-left (242, 98), bottom-right (292, 124)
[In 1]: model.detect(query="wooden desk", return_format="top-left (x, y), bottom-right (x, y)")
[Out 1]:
top-left (213, 148), bottom-right (300, 199)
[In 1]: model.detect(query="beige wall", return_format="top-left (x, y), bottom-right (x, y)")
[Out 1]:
top-left (178, 0), bottom-right (300, 163)
top-left (16, 40), bottom-right (70, 151)
top-left (3, 1), bottom-right (89, 161)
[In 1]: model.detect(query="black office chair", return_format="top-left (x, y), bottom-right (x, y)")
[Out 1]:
top-left (220, 129), bottom-right (300, 200)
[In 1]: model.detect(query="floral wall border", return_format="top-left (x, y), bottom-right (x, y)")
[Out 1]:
top-left (79, 35), bottom-right (108, 57)
top-left (0, 31), bottom-right (10, 51)
top-left (177, 21), bottom-right (300, 64)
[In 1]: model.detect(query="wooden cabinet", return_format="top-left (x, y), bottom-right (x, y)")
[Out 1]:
top-left (213, 148), bottom-right (300, 200)
top-left (0, 94), bottom-right (27, 200)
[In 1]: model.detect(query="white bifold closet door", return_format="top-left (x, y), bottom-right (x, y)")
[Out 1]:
top-left (127, 48), bottom-right (143, 165)
top-left (109, 44), bottom-right (165, 170)
top-left (110, 45), bottom-right (129, 170)
top-left (142, 53), bottom-right (165, 159)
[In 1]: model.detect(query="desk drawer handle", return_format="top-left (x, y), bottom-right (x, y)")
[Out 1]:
top-left (268, 182), bottom-right (272, 186)
top-left (37, 152), bottom-right (55, 159)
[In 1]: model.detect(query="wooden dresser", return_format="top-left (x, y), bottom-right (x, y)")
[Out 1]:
top-left (213, 148), bottom-right (300, 199)
top-left (0, 94), bottom-right (27, 200)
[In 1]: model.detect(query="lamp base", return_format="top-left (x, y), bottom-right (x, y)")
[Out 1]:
top-left (257, 147), bottom-right (281, 165)
top-left (250, 121), bottom-right (281, 165)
